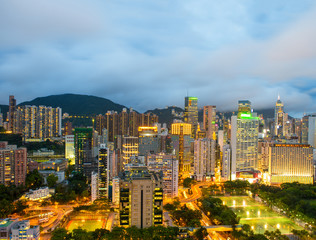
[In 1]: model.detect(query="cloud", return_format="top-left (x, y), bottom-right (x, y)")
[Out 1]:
top-left (0, 0), bottom-right (316, 117)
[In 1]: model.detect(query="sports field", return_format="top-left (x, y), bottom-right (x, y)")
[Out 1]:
top-left (217, 196), bottom-right (304, 234)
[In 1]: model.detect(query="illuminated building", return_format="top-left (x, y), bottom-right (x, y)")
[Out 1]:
top-left (65, 135), bottom-right (75, 164)
top-left (13, 105), bottom-right (62, 140)
top-left (8, 95), bottom-right (16, 133)
top-left (0, 142), bottom-right (27, 186)
top-left (122, 136), bottom-right (138, 167)
top-left (91, 172), bottom-right (98, 202)
top-left (95, 110), bottom-right (158, 141)
top-left (274, 95), bottom-right (287, 137)
top-left (203, 106), bottom-right (216, 139)
top-left (98, 144), bottom-right (109, 198)
top-left (138, 126), bottom-right (159, 156)
top-left (119, 165), bottom-right (163, 228)
top-left (184, 97), bottom-right (198, 137)
top-left (171, 123), bottom-right (191, 135)
top-left (74, 128), bottom-right (95, 176)
top-left (147, 153), bottom-right (178, 198)
top-left (171, 123), bottom-right (192, 175)
top-left (231, 100), bottom-right (259, 179)
top-left (112, 177), bottom-right (120, 205)
top-left (300, 115), bottom-right (316, 147)
top-left (63, 121), bottom-right (73, 136)
top-left (268, 143), bottom-right (313, 184)
top-left (194, 139), bottom-right (210, 181)
top-left (10, 220), bottom-right (40, 240)
top-left (221, 144), bottom-right (231, 180)
top-left (0, 108), bottom-right (3, 127)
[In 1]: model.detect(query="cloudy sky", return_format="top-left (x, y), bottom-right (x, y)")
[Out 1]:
top-left (1, 0), bottom-right (316, 116)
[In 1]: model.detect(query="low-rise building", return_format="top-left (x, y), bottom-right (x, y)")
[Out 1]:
top-left (25, 187), bottom-right (50, 201)
top-left (10, 220), bottom-right (40, 240)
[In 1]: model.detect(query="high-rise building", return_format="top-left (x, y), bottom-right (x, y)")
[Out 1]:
top-left (301, 115), bottom-right (316, 147)
top-left (122, 136), bottom-right (138, 168)
top-left (203, 106), bottom-right (216, 140)
top-left (138, 126), bottom-right (160, 156)
top-left (0, 108), bottom-right (3, 127)
top-left (0, 142), bottom-right (27, 186)
top-left (91, 172), bottom-right (98, 202)
top-left (221, 144), bottom-right (231, 180)
top-left (74, 128), bottom-right (95, 176)
top-left (64, 121), bottom-right (73, 136)
top-left (8, 96), bottom-right (16, 133)
top-left (274, 96), bottom-right (287, 137)
top-left (98, 145), bottom-right (109, 198)
top-left (65, 135), bottom-right (75, 165)
top-left (119, 165), bottom-right (163, 228)
top-left (13, 105), bottom-right (61, 140)
top-left (231, 100), bottom-right (259, 179)
top-left (95, 110), bottom-right (158, 142)
top-left (147, 153), bottom-right (178, 198)
top-left (268, 143), bottom-right (314, 184)
top-left (184, 97), bottom-right (198, 138)
top-left (194, 139), bottom-right (210, 181)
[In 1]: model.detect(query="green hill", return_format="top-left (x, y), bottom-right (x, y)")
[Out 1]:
top-left (19, 93), bottom-right (128, 116)
top-left (145, 106), bottom-right (184, 125)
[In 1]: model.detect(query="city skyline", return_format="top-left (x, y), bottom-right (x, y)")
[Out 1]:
top-left (1, 1), bottom-right (316, 115)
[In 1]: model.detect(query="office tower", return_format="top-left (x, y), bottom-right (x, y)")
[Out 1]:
top-left (203, 106), bottom-right (216, 139)
top-left (112, 177), bottom-right (120, 205)
top-left (65, 135), bottom-right (75, 165)
top-left (64, 121), bottom-right (73, 136)
top-left (194, 139), bottom-right (210, 181)
top-left (184, 97), bottom-right (198, 137)
top-left (138, 126), bottom-right (160, 156)
top-left (221, 144), bottom-right (231, 180)
top-left (122, 136), bottom-right (138, 168)
top-left (274, 96), bottom-right (287, 137)
top-left (74, 128), bottom-right (94, 176)
top-left (0, 142), bottom-right (27, 186)
top-left (13, 105), bottom-right (61, 140)
top-left (8, 96), bottom-right (16, 132)
top-left (231, 100), bottom-right (259, 179)
top-left (98, 144), bottom-right (109, 198)
top-left (119, 165), bottom-right (163, 228)
top-left (91, 172), bottom-right (98, 202)
top-left (268, 143), bottom-right (313, 184)
top-left (302, 116), bottom-right (316, 148)
top-left (171, 123), bottom-right (192, 175)
top-left (147, 153), bottom-right (178, 198)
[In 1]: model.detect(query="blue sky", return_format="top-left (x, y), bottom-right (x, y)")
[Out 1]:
top-left (1, 0), bottom-right (316, 116)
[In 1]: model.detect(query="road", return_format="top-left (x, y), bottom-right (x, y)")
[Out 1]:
top-left (180, 181), bottom-right (226, 240)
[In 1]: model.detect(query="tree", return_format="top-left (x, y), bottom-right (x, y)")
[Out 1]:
top-left (51, 228), bottom-right (71, 240)
top-left (47, 174), bottom-right (58, 188)
top-left (193, 227), bottom-right (208, 240)
top-left (183, 178), bottom-right (194, 188)
top-left (25, 170), bottom-right (43, 189)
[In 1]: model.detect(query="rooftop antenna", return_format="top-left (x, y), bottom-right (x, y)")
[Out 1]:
top-left (277, 92), bottom-right (280, 100)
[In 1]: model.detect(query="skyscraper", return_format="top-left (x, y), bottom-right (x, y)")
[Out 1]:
top-left (203, 106), bottom-right (216, 140)
top-left (98, 144), bottom-right (109, 198)
top-left (138, 126), bottom-right (160, 156)
top-left (274, 95), bottom-right (286, 137)
top-left (184, 97), bottom-right (198, 138)
top-left (231, 100), bottom-right (259, 179)
top-left (74, 128), bottom-right (94, 176)
top-left (119, 165), bottom-right (163, 228)
top-left (8, 95), bottom-right (16, 133)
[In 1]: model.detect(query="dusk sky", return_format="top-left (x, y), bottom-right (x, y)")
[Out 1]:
top-left (1, 0), bottom-right (316, 116)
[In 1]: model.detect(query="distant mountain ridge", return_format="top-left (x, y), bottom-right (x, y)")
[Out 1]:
top-left (19, 94), bottom-right (128, 116)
